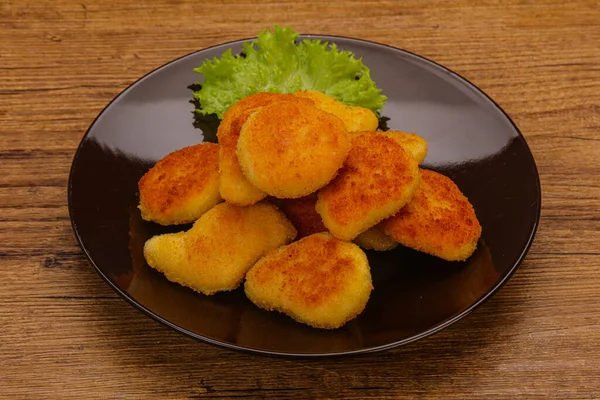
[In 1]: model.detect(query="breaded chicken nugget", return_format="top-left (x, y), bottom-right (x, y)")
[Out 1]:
top-left (218, 93), bottom-right (313, 205)
top-left (360, 131), bottom-right (428, 164)
top-left (380, 169), bottom-right (482, 261)
top-left (138, 143), bottom-right (221, 225)
top-left (245, 232), bottom-right (373, 329)
top-left (316, 132), bottom-right (421, 240)
top-left (144, 202), bottom-right (297, 295)
top-left (237, 101), bottom-right (351, 198)
top-left (276, 194), bottom-right (327, 238)
top-left (294, 90), bottom-right (379, 132)
top-left (354, 226), bottom-right (398, 251)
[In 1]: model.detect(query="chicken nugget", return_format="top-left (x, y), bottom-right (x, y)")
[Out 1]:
top-left (144, 202), bottom-right (297, 295)
top-left (361, 131), bottom-right (428, 164)
top-left (294, 90), bottom-right (379, 132)
top-left (218, 93), bottom-right (313, 205)
top-left (245, 232), bottom-right (373, 329)
top-left (237, 101), bottom-right (351, 198)
top-left (276, 194), bottom-right (327, 238)
top-left (316, 132), bottom-right (421, 240)
top-left (354, 226), bottom-right (398, 251)
top-left (380, 169), bottom-right (482, 261)
top-left (138, 142), bottom-right (221, 225)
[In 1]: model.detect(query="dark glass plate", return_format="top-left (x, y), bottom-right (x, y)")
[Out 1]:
top-left (68, 35), bottom-right (541, 357)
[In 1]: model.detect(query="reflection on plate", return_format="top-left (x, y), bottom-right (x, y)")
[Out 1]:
top-left (68, 35), bottom-right (540, 356)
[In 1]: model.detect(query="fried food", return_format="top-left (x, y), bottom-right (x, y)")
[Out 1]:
top-left (217, 92), bottom-right (313, 205)
top-left (237, 101), bottom-right (351, 198)
top-left (381, 169), bottom-right (482, 261)
top-left (144, 202), bottom-right (297, 295)
top-left (375, 131), bottom-right (428, 164)
top-left (316, 132), bottom-right (421, 240)
top-left (276, 194), bottom-right (327, 238)
top-left (354, 226), bottom-right (398, 251)
top-left (138, 143), bottom-right (221, 225)
top-left (245, 232), bottom-right (373, 329)
top-left (294, 90), bottom-right (379, 132)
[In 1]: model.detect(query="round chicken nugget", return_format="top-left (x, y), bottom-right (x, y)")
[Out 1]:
top-left (138, 143), bottom-right (221, 225)
top-left (237, 101), bottom-right (351, 198)
top-left (316, 132), bottom-right (421, 240)
top-left (380, 169), bottom-right (482, 261)
top-left (245, 232), bottom-right (373, 329)
top-left (218, 93), bottom-right (313, 205)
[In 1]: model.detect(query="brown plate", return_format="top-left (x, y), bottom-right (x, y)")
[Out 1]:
top-left (68, 35), bottom-right (541, 357)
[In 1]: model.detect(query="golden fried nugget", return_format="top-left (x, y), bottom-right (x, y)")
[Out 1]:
top-left (237, 101), bottom-right (351, 198)
top-left (357, 131), bottom-right (428, 164)
top-left (245, 233), bottom-right (373, 329)
top-left (144, 202), bottom-right (297, 295)
top-left (381, 169), bottom-right (482, 261)
top-left (276, 194), bottom-right (327, 238)
top-left (218, 93), bottom-right (313, 205)
top-left (316, 132), bottom-right (421, 240)
top-left (138, 143), bottom-right (221, 225)
top-left (354, 226), bottom-right (398, 251)
top-left (294, 90), bottom-right (379, 132)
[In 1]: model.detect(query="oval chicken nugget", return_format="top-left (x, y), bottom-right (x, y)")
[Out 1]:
top-left (138, 142), bottom-right (221, 225)
top-left (316, 132), bottom-right (421, 240)
top-left (143, 202), bottom-right (297, 295)
top-left (294, 90), bottom-right (379, 132)
top-left (354, 226), bottom-right (398, 251)
top-left (352, 131), bottom-right (428, 164)
top-left (380, 169), bottom-right (482, 261)
top-left (377, 131), bottom-right (428, 164)
top-left (217, 93), bottom-right (313, 205)
top-left (237, 101), bottom-right (351, 198)
top-left (245, 233), bottom-right (373, 329)
top-left (276, 194), bottom-right (327, 238)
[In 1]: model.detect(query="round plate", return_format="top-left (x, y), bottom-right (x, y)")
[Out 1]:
top-left (68, 35), bottom-right (540, 357)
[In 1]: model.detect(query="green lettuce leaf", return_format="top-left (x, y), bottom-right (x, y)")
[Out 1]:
top-left (193, 26), bottom-right (387, 119)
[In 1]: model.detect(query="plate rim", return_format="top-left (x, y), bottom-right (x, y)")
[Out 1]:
top-left (68, 34), bottom-right (542, 357)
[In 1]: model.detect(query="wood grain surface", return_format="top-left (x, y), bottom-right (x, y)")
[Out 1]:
top-left (1, 0), bottom-right (599, 398)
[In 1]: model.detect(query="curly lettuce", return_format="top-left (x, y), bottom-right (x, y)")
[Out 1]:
top-left (193, 26), bottom-right (387, 118)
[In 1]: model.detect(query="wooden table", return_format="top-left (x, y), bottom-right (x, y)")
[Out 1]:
top-left (2, 1), bottom-right (599, 398)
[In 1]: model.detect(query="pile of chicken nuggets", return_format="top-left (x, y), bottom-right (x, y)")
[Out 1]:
top-left (138, 90), bottom-right (482, 329)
